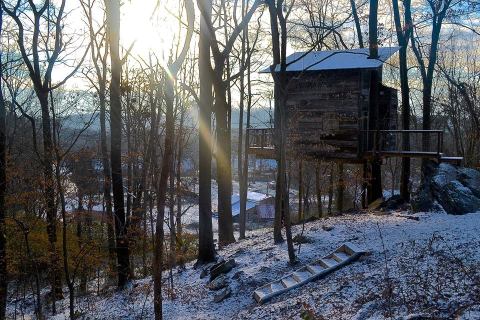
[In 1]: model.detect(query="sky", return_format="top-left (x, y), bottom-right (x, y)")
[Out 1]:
top-left (51, 0), bottom-right (182, 88)
top-left (120, 0), bottom-right (179, 59)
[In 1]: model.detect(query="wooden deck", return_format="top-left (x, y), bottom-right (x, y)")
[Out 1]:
top-left (248, 147), bottom-right (275, 159)
top-left (364, 150), bottom-right (442, 159)
top-left (247, 128), bottom-right (463, 165)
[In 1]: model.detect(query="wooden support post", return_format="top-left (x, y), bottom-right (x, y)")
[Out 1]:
top-left (328, 163), bottom-right (334, 215)
top-left (368, 159), bottom-right (383, 204)
top-left (367, 67), bottom-right (383, 205)
top-left (315, 163), bottom-right (323, 217)
top-left (440, 132), bottom-right (444, 154)
top-left (437, 131), bottom-right (441, 156)
top-left (298, 160), bottom-right (303, 221)
top-left (336, 162), bottom-right (344, 213)
top-left (252, 154), bottom-right (257, 183)
top-left (362, 161), bottom-right (368, 209)
top-left (261, 129), bottom-right (265, 150)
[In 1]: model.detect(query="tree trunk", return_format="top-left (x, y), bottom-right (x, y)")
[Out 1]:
top-left (77, 194), bottom-right (87, 294)
top-left (154, 74), bottom-right (176, 320)
top-left (367, 0), bottom-right (383, 204)
top-left (422, 84), bottom-right (432, 150)
top-left (408, 0), bottom-right (447, 175)
top-left (169, 163), bottom-right (176, 268)
top-left (197, 0), bottom-right (216, 264)
top-left (238, 0), bottom-right (248, 240)
top-left (268, 0), bottom-right (284, 244)
top-left (99, 89), bottom-right (116, 279)
top-left (50, 96), bottom-right (75, 318)
top-left (0, 14), bottom-right (7, 316)
top-left (392, 0), bottom-right (412, 202)
top-left (175, 109), bottom-right (185, 259)
top-left (125, 99), bottom-right (133, 255)
top-left (350, 0), bottom-right (364, 48)
top-left (152, 0), bottom-right (195, 291)
top-left (19, 224), bottom-right (43, 319)
top-left (239, 55), bottom-right (252, 240)
top-left (266, 0), bottom-right (296, 263)
top-left (399, 47), bottom-right (411, 201)
top-left (39, 92), bottom-right (63, 300)
top-left (214, 84), bottom-right (235, 246)
top-left (106, 0), bottom-right (131, 289)
top-left (56, 163), bottom-right (75, 319)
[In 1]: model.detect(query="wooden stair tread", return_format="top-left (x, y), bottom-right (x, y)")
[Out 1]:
top-left (270, 282), bottom-right (285, 291)
top-left (332, 252), bottom-right (350, 261)
top-left (321, 258), bottom-right (338, 268)
top-left (306, 264), bottom-right (325, 274)
top-left (281, 276), bottom-right (299, 288)
top-left (292, 270), bottom-right (312, 282)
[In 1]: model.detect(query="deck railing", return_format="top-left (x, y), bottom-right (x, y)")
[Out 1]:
top-left (247, 128), bottom-right (275, 150)
top-left (365, 129), bottom-right (444, 157)
top-left (247, 127), bottom-right (446, 160)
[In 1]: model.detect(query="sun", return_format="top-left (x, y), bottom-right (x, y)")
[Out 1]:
top-left (120, 0), bottom-right (181, 61)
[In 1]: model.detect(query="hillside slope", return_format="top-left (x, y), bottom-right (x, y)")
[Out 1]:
top-left (8, 211), bottom-right (480, 319)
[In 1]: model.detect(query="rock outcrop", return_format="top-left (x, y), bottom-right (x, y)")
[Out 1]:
top-left (412, 161), bottom-right (480, 214)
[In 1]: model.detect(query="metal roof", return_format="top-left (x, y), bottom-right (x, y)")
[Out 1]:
top-left (260, 47), bottom-right (399, 73)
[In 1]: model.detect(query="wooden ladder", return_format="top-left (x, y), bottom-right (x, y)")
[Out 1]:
top-left (253, 243), bottom-right (366, 303)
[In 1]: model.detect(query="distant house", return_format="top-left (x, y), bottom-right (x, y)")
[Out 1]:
top-left (256, 197), bottom-right (275, 219)
top-left (230, 192), bottom-right (275, 225)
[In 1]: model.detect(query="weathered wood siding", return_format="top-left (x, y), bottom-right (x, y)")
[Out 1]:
top-left (285, 70), bottom-right (363, 160)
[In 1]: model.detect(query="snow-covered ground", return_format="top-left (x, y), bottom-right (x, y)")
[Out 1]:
top-left (9, 209), bottom-right (480, 320)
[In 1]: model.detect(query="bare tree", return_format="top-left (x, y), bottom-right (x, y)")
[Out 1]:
top-left (408, 0), bottom-right (453, 170)
top-left (2, 0), bottom-right (88, 302)
top-left (51, 93), bottom-right (97, 319)
top-left (80, 0), bottom-right (117, 278)
top-left (392, 0), bottom-right (413, 201)
top-left (267, 0), bottom-right (296, 264)
top-left (238, 0), bottom-right (248, 239)
top-left (366, 0), bottom-right (383, 204)
top-left (198, 0), bottom-right (261, 246)
top-left (291, 0), bottom-right (353, 50)
top-left (105, 0), bottom-right (131, 289)
top-left (350, 0), bottom-right (364, 48)
top-left (238, 2), bottom-right (263, 239)
top-left (154, 1), bottom-right (194, 318)
top-left (197, 0), bottom-right (216, 264)
top-left (438, 50), bottom-right (480, 166)
top-left (0, 5), bottom-right (7, 319)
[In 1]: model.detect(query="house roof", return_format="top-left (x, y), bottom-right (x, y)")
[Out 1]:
top-left (232, 200), bottom-right (257, 217)
top-left (231, 191), bottom-right (269, 217)
top-left (260, 47), bottom-right (399, 73)
top-left (231, 191), bottom-right (269, 205)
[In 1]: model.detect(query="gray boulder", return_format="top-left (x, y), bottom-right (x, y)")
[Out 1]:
top-left (412, 161), bottom-right (480, 215)
top-left (213, 287), bottom-right (232, 303)
top-left (458, 167), bottom-right (480, 198)
top-left (440, 181), bottom-right (480, 214)
top-left (207, 274), bottom-right (229, 291)
top-left (210, 259), bottom-right (236, 281)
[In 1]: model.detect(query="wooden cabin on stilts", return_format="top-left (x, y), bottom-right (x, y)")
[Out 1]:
top-left (248, 47), bottom-right (462, 208)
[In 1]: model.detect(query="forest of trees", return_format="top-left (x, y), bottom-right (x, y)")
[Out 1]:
top-left (0, 0), bottom-right (479, 319)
